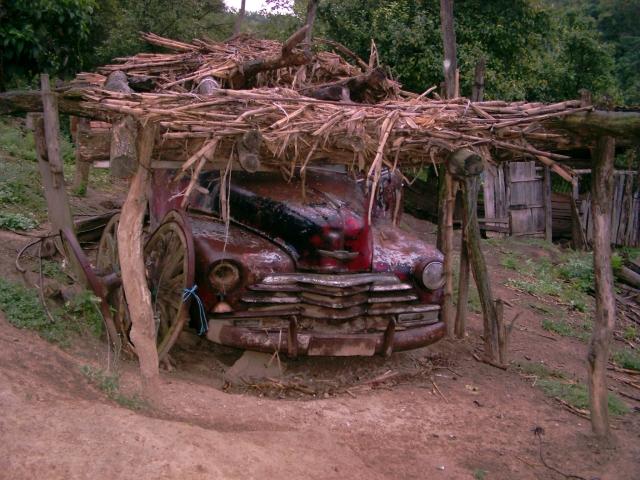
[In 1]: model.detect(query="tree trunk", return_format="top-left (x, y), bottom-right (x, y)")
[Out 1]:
top-left (117, 122), bottom-right (161, 403)
top-left (439, 0), bottom-right (458, 100)
top-left (471, 58), bottom-right (485, 102)
top-left (304, 0), bottom-right (319, 48)
top-left (234, 0), bottom-right (246, 36)
top-left (588, 135), bottom-right (616, 442)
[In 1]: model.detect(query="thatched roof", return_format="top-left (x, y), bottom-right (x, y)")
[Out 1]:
top-left (74, 32), bottom-right (588, 184)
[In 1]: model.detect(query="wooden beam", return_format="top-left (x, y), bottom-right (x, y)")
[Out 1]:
top-left (0, 88), bottom-right (112, 122)
top-left (546, 110), bottom-right (640, 140)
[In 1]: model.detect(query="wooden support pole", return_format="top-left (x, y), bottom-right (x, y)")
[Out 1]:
top-left (455, 224), bottom-right (470, 339)
top-left (117, 121), bottom-right (161, 402)
top-left (233, 0), bottom-right (246, 35)
top-left (40, 75), bottom-right (65, 188)
top-left (471, 58), bottom-right (485, 102)
top-left (588, 135), bottom-right (616, 441)
top-left (439, 0), bottom-right (458, 101)
top-left (73, 116), bottom-right (91, 193)
top-left (447, 149), bottom-right (501, 363)
top-left (543, 165), bottom-right (552, 242)
top-left (437, 164), bottom-right (447, 251)
top-left (442, 173), bottom-right (457, 338)
top-left (304, 0), bottom-right (319, 48)
top-left (110, 114), bottom-right (139, 179)
top-left (33, 117), bottom-right (74, 241)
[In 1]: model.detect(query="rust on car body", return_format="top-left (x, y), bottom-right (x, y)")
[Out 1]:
top-left (149, 167), bottom-right (446, 357)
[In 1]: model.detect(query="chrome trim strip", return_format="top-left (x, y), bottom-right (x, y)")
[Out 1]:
top-left (262, 273), bottom-right (400, 287)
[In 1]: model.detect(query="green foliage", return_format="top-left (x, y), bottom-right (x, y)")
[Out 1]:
top-left (80, 365), bottom-right (145, 409)
top-left (80, 0), bottom-right (229, 72)
top-left (501, 249), bottom-right (593, 312)
top-left (0, 278), bottom-right (67, 342)
top-left (0, 212), bottom-right (39, 230)
top-left (517, 361), bottom-right (628, 416)
top-left (64, 290), bottom-right (104, 339)
top-left (611, 349), bottom-right (640, 372)
top-left (473, 469), bottom-right (488, 480)
top-left (0, 0), bottom-right (97, 86)
top-left (542, 318), bottom-right (591, 341)
top-left (623, 326), bottom-right (638, 341)
top-left (0, 278), bottom-right (106, 345)
top-left (36, 260), bottom-right (71, 284)
top-left (517, 361), bottom-right (568, 379)
top-left (317, 0), bottom-right (618, 102)
top-left (537, 378), bottom-right (628, 416)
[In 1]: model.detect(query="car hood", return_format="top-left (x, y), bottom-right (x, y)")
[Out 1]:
top-left (217, 170), bottom-right (373, 272)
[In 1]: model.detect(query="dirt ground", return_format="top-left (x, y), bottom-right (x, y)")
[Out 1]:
top-left (1, 182), bottom-right (640, 479)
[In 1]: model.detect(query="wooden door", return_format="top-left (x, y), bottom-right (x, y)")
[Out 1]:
top-left (507, 161), bottom-right (545, 237)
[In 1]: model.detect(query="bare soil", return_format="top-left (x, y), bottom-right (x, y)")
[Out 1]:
top-left (1, 185), bottom-right (639, 479)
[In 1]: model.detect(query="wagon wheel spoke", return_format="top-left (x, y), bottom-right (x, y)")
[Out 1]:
top-left (143, 212), bottom-right (195, 362)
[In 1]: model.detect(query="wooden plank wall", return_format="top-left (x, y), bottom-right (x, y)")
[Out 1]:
top-left (580, 173), bottom-right (639, 247)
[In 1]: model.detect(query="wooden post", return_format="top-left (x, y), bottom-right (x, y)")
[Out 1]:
top-left (233, 0), bottom-right (246, 35)
top-left (304, 0), bottom-right (319, 48)
top-left (110, 114), bottom-right (139, 178)
top-left (447, 149), bottom-right (501, 363)
top-left (471, 58), bottom-right (485, 102)
top-left (33, 117), bottom-right (74, 240)
top-left (73, 116), bottom-right (91, 193)
top-left (439, 0), bottom-right (458, 100)
top-left (437, 164), bottom-right (447, 251)
top-left (442, 173), bottom-right (457, 337)
top-left (588, 135), bottom-right (616, 441)
top-left (36, 75), bottom-right (75, 248)
top-left (543, 165), bottom-right (552, 242)
top-left (117, 122), bottom-right (161, 402)
top-left (455, 225), bottom-right (470, 339)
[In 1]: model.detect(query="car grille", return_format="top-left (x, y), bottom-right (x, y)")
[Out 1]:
top-left (239, 273), bottom-right (440, 322)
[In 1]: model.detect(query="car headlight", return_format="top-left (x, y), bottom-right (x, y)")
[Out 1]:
top-left (209, 261), bottom-right (241, 292)
top-left (415, 259), bottom-right (446, 290)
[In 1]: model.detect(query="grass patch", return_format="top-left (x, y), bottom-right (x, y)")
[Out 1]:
top-left (537, 379), bottom-right (629, 417)
top-left (34, 259), bottom-right (72, 284)
top-left (501, 252), bottom-right (593, 312)
top-left (517, 362), bottom-right (629, 417)
top-left (542, 318), bottom-right (591, 342)
top-left (0, 278), bottom-right (104, 345)
top-left (473, 469), bottom-right (488, 480)
top-left (0, 119), bottom-right (75, 164)
top-left (611, 349), bottom-right (640, 372)
top-left (80, 366), bottom-right (145, 409)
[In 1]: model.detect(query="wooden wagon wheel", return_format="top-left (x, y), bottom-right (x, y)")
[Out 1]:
top-left (95, 213), bottom-right (131, 347)
top-left (143, 211), bottom-right (196, 362)
top-left (59, 227), bottom-right (121, 353)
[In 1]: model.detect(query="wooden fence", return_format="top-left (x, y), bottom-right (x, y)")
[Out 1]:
top-left (578, 171), bottom-right (639, 248)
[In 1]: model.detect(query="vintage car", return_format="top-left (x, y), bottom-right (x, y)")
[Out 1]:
top-left (162, 165), bottom-right (445, 356)
top-left (89, 167), bottom-right (446, 360)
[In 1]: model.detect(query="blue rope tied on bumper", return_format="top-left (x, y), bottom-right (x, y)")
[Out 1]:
top-left (183, 285), bottom-right (208, 335)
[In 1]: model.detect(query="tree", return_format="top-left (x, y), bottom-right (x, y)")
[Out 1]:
top-left (0, 0), bottom-right (97, 89)
top-left (79, 0), bottom-right (229, 72)
top-left (316, 0), bottom-right (618, 102)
